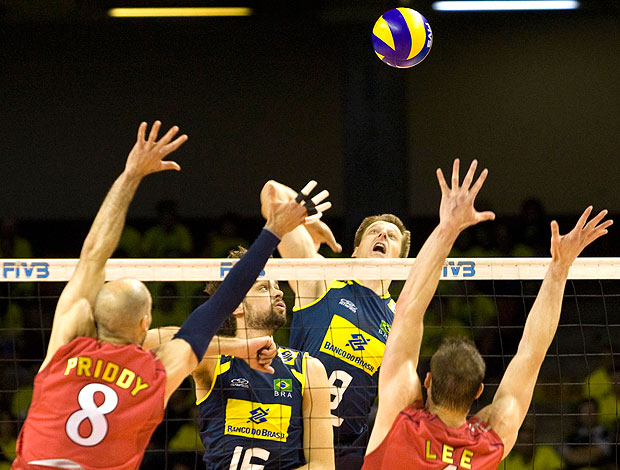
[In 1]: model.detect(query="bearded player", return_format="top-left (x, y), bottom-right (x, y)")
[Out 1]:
top-left (362, 159), bottom-right (612, 469)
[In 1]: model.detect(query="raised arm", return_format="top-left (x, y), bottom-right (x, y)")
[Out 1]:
top-left (155, 183), bottom-right (332, 403)
top-left (368, 159), bottom-right (495, 454)
top-left (477, 207), bottom-right (612, 458)
top-left (261, 180), bottom-right (341, 304)
top-left (42, 122), bottom-right (186, 370)
top-left (300, 356), bottom-right (334, 470)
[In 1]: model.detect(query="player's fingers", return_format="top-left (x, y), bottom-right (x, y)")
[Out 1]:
top-left (575, 206), bottom-right (593, 231)
top-left (147, 120), bottom-right (161, 144)
top-left (462, 159), bottom-right (478, 191)
top-left (550, 220), bottom-right (560, 241)
top-left (436, 168), bottom-right (449, 195)
top-left (160, 161), bottom-right (181, 172)
top-left (155, 125), bottom-right (180, 150)
top-left (476, 211), bottom-right (495, 223)
top-left (586, 227), bottom-right (611, 245)
top-left (137, 122), bottom-right (147, 143)
top-left (296, 181), bottom-right (317, 202)
top-left (162, 134), bottom-right (188, 155)
top-left (311, 190), bottom-right (329, 205)
top-left (470, 168), bottom-right (489, 198)
top-left (305, 213), bottom-right (323, 224)
top-left (451, 158), bottom-right (460, 190)
top-left (314, 201), bottom-right (331, 213)
top-left (584, 209), bottom-right (608, 231)
top-left (588, 220), bottom-right (613, 240)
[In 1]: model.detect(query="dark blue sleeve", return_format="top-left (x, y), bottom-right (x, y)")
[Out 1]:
top-left (173, 228), bottom-right (280, 361)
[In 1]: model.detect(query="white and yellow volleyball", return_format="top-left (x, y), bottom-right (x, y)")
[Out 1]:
top-left (372, 8), bottom-right (433, 68)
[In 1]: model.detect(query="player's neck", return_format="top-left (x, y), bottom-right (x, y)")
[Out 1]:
top-left (428, 402), bottom-right (468, 428)
top-left (360, 279), bottom-right (392, 296)
top-left (97, 333), bottom-right (134, 346)
top-left (235, 328), bottom-right (274, 340)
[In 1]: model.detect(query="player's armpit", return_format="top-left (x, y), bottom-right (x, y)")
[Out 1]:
top-left (475, 397), bottom-right (520, 459)
top-left (301, 356), bottom-right (335, 470)
top-left (192, 356), bottom-right (219, 403)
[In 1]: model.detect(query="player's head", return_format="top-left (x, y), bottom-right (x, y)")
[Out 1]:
top-left (93, 278), bottom-right (152, 345)
top-left (205, 248), bottom-right (286, 338)
top-left (352, 214), bottom-right (410, 258)
top-left (425, 337), bottom-right (485, 413)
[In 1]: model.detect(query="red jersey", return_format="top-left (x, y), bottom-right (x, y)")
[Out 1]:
top-left (13, 337), bottom-right (166, 470)
top-left (363, 403), bottom-right (504, 470)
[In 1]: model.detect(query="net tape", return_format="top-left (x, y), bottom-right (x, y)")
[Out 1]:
top-left (1, 257), bottom-right (619, 282)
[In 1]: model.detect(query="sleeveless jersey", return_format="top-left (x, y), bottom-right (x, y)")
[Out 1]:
top-left (362, 404), bottom-right (504, 470)
top-left (288, 280), bottom-right (395, 448)
top-left (13, 337), bottom-right (166, 470)
top-left (197, 346), bottom-right (307, 470)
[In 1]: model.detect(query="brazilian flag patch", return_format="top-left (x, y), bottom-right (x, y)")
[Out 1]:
top-left (274, 379), bottom-right (292, 391)
top-left (380, 320), bottom-right (391, 336)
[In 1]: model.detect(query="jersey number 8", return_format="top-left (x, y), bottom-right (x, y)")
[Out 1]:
top-left (65, 383), bottom-right (119, 446)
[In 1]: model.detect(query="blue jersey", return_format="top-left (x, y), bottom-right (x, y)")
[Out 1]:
top-left (289, 280), bottom-right (395, 449)
top-left (197, 346), bottom-right (308, 470)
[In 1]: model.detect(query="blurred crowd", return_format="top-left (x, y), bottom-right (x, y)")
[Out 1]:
top-left (0, 198), bottom-right (617, 469)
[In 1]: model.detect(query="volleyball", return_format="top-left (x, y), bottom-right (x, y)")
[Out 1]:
top-left (372, 8), bottom-right (433, 68)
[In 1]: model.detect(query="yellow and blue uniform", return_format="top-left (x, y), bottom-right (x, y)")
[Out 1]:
top-left (197, 346), bottom-right (308, 470)
top-left (289, 280), bottom-right (395, 457)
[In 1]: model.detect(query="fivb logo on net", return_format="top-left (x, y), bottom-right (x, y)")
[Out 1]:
top-left (220, 261), bottom-right (265, 278)
top-left (2, 262), bottom-right (49, 279)
top-left (442, 261), bottom-right (476, 278)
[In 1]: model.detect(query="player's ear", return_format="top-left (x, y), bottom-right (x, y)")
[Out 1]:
top-left (232, 304), bottom-right (244, 318)
top-left (475, 383), bottom-right (484, 399)
top-left (139, 314), bottom-right (150, 332)
top-left (424, 372), bottom-right (432, 389)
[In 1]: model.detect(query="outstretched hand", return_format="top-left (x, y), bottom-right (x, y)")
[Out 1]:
top-left (263, 181), bottom-right (332, 238)
top-left (436, 159), bottom-right (495, 235)
top-left (124, 121), bottom-right (187, 178)
top-left (550, 206), bottom-right (612, 268)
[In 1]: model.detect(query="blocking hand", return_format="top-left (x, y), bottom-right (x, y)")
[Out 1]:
top-left (124, 121), bottom-right (187, 178)
top-left (550, 206), bottom-right (612, 269)
top-left (436, 159), bottom-right (495, 235)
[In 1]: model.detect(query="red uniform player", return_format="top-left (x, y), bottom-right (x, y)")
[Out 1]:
top-left (14, 338), bottom-right (166, 469)
top-left (364, 403), bottom-right (503, 469)
top-left (12, 121), bottom-right (322, 470)
top-left (362, 160), bottom-right (611, 469)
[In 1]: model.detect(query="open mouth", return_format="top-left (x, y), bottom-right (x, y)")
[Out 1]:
top-left (372, 242), bottom-right (386, 254)
top-left (274, 301), bottom-right (286, 311)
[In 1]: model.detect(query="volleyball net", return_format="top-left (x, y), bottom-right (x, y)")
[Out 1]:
top-left (0, 258), bottom-right (618, 469)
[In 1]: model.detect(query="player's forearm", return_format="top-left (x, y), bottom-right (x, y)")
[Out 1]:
top-left (205, 336), bottom-right (256, 358)
top-left (518, 262), bottom-right (569, 360)
top-left (80, 171), bottom-right (142, 265)
top-left (396, 223), bottom-right (459, 318)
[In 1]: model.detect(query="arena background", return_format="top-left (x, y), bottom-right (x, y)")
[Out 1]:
top-left (0, 1), bottom-right (619, 469)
